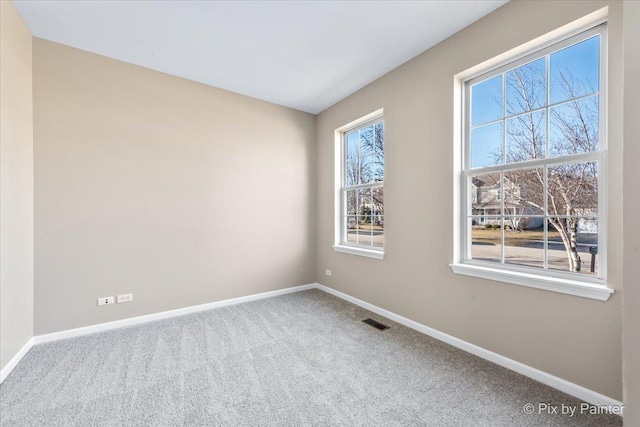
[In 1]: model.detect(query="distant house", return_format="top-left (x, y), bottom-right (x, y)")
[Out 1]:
top-left (471, 174), bottom-right (542, 229)
top-left (471, 174), bottom-right (518, 225)
top-left (471, 175), bottom-right (598, 233)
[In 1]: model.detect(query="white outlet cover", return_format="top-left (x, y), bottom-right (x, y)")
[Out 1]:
top-left (325, 270), bottom-right (332, 276)
top-left (117, 294), bottom-right (133, 303)
top-left (98, 296), bottom-right (115, 306)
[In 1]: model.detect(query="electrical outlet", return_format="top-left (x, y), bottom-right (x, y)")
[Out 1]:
top-left (325, 269), bottom-right (332, 276)
top-left (117, 293), bottom-right (133, 303)
top-left (97, 296), bottom-right (115, 306)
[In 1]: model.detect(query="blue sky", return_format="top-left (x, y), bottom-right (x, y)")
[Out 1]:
top-left (470, 35), bottom-right (600, 168)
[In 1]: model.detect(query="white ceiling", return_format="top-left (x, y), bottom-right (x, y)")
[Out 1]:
top-left (14, 0), bottom-right (507, 114)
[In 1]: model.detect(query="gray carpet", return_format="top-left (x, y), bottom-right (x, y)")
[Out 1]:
top-left (0, 289), bottom-right (622, 426)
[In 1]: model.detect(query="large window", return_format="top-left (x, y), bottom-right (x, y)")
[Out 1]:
top-left (334, 111), bottom-right (384, 259)
top-left (454, 24), bottom-right (612, 300)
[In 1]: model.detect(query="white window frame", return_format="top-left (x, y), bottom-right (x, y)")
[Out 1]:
top-left (333, 109), bottom-right (385, 260)
top-left (451, 21), bottom-right (613, 301)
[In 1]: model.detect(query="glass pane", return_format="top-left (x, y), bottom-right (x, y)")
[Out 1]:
top-left (374, 121), bottom-right (384, 182)
top-left (550, 35), bottom-right (600, 105)
top-left (374, 121), bottom-right (384, 155)
top-left (372, 187), bottom-right (384, 217)
top-left (370, 187), bottom-right (383, 248)
top-left (346, 132), bottom-right (358, 160)
top-left (548, 217), bottom-right (598, 275)
top-left (470, 122), bottom-right (503, 168)
top-left (504, 217), bottom-right (544, 269)
top-left (470, 218), bottom-right (501, 263)
top-left (374, 157), bottom-right (384, 182)
top-left (470, 173), bottom-right (501, 216)
top-left (506, 57), bottom-right (546, 116)
top-left (357, 188), bottom-right (371, 217)
top-left (504, 168), bottom-right (544, 216)
top-left (359, 154), bottom-right (374, 184)
top-left (359, 125), bottom-right (375, 156)
top-left (346, 216), bottom-right (357, 243)
top-left (549, 95), bottom-right (599, 156)
top-left (506, 110), bottom-right (546, 162)
top-left (346, 190), bottom-right (357, 215)
top-left (345, 156), bottom-right (359, 186)
top-left (471, 75), bottom-right (503, 126)
top-left (547, 162), bottom-right (598, 215)
top-left (357, 216), bottom-right (373, 245)
top-left (372, 217), bottom-right (384, 247)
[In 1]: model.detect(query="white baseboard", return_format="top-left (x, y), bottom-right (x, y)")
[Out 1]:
top-left (33, 283), bottom-right (316, 345)
top-left (11, 281), bottom-right (623, 414)
top-left (313, 283), bottom-right (624, 413)
top-left (0, 337), bottom-right (34, 384)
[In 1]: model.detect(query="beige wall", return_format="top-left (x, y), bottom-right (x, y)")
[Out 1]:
top-left (33, 39), bottom-right (316, 335)
top-left (623, 0), bottom-right (640, 422)
top-left (0, 1), bottom-right (34, 371)
top-left (316, 0), bottom-right (624, 400)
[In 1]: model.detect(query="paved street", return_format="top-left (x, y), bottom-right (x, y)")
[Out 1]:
top-left (472, 242), bottom-right (599, 274)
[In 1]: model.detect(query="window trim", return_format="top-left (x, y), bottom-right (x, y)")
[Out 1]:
top-left (450, 263), bottom-right (613, 301)
top-left (333, 109), bottom-right (385, 260)
top-left (451, 19), bottom-right (613, 301)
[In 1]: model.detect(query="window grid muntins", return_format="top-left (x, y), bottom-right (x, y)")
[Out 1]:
top-left (463, 26), bottom-right (606, 281)
top-left (341, 119), bottom-right (384, 250)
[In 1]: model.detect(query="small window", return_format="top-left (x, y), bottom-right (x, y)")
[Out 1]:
top-left (453, 23), bottom-right (612, 300)
top-left (334, 111), bottom-right (384, 259)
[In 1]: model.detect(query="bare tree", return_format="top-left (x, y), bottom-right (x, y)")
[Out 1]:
top-left (500, 64), bottom-right (598, 272)
top-left (360, 122), bottom-right (384, 220)
top-left (346, 122), bottom-right (384, 227)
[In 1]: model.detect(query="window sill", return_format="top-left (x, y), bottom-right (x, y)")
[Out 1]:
top-left (333, 245), bottom-right (384, 260)
top-left (449, 263), bottom-right (613, 301)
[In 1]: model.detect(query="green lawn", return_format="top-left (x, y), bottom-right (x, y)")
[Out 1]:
top-left (472, 227), bottom-right (561, 247)
top-left (349, 224), bottom-right (384, 231)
